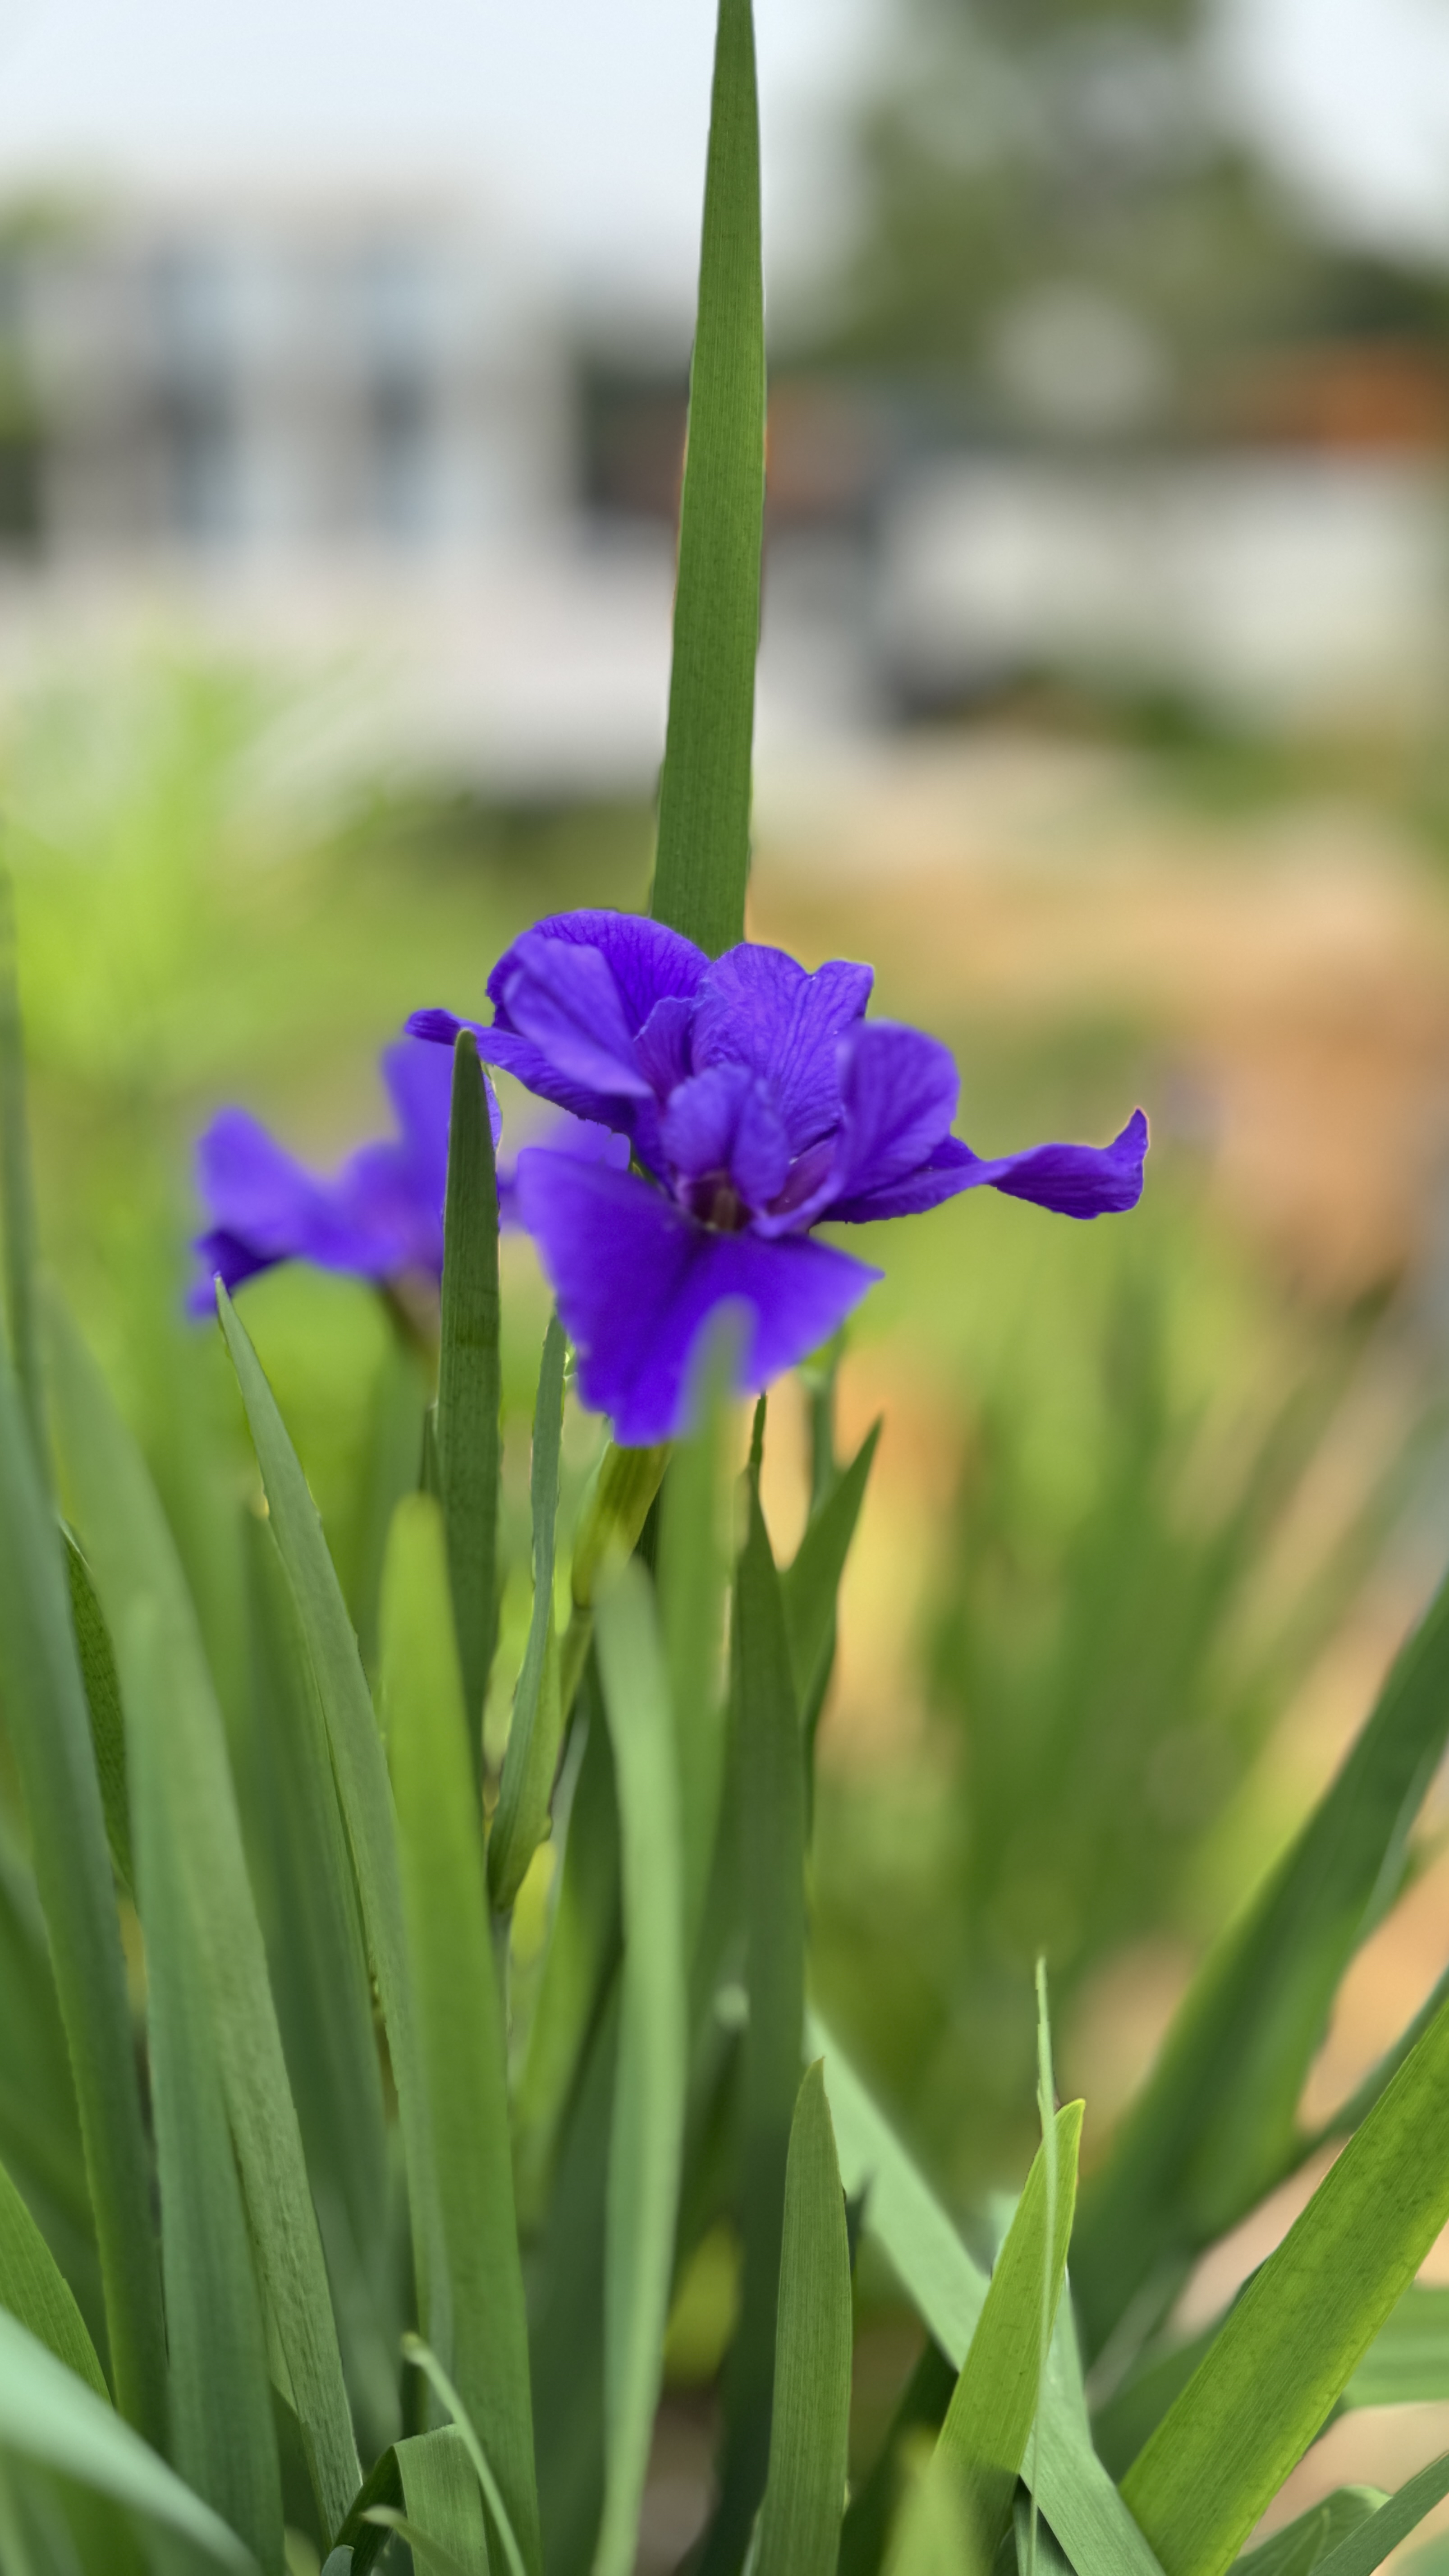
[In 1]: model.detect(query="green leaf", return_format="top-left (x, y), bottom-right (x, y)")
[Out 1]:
top-left (404, 2335), bottom-right (529, 2576)
top-left (436, 1030), bottom-right (501, 1753)
top-left (216, 1283), bottom-right (448, 2378)
top-left (333, 2446), bottom-right (403, 2576)
top-left (61, 1533), bottom-right (132, 1891)
top-left (781, 1418), bottom-right (880, 1745)
top-left (1347, 2285), bottom-right (1449, 2407)
top-left (656, 1322), bottom-right (735, 1956)
top-left (755, 2061), bottom-right (853, 2576)
top-left (0, 2153), bottom-right (107, 2401)
top-left (511, 1676), bottom-right (621, 2228)
top-left (50, 1302), bottom-right (359, 2539)
top-left (1075, 1550), bottom-right (1449, 2360)
top-left (125, 1595), bottom-right (284, 2575)
top-left (812, 2014), bottom-right (1163, 2576)
top-left (0, 1333), bottom-right (167, 2450)
top-left (0, 2308), bottom-right (255, 2569)
top-left (839, 2341), bottom-right (956, 2576)
top-left (886, 2443), bottom-right (980, 2576)
top-left (244, 1517), bottom-right (399, 2463)
top-left (935, 2104), bottom-right (1083, 2560)
top-left (1311, 2459), bottom-right (1449, 2576)
top-left (702, 1465), bottom-right (807, 2576)
top-left (1233, 2489), bottom-right (1384, 2576)
top-left (490, 1312), bottom-right (568, 1913)
top-left (559, 1443), bottom-right (671, 1718)
top-left (649, 0), bottom-right (764, 956)
top-left (0, 869), bottom-right (45, 1473)
top-left (381, 1495), bottom-right (541, 2576)
top-left (1122, 1986), bottom-right (1449, 2576)
top-left (348, 1313), bottom-right (431, 1681)
top-left (592, 1562), bottom-right (689, 2576)
top-left (377, 2423), bottom-right (493, 2576)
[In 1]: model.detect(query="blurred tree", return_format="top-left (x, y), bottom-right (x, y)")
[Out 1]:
top-left (803, 0), bottom-right (1449, 434)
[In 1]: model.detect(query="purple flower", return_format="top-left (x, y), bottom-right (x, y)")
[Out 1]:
top-left (189, 1038), bottom-right (496, 1315)
top-left (408, 911), bottom-right (1148, 1445)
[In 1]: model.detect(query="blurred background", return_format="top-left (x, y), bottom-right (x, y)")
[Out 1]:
top-left (8, 0), bottom-right (1449, 2556)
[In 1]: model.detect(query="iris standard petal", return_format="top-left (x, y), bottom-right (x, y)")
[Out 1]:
top-left (407, 1004), bottom-right (635, 1132)
top-left (381, 1035), bottom-right (498, 1222)
top-left (499, 930), bottom-right (656, 1100)
top-left (485, 908), bottom-right (708, 1034)
top-left (195, 1108), bottom-right (324, 1251)
top-left (828, 1109), bottom-right (1149, 1223)
top-left (661, 1065), bottom-right (791, 1215)
top-left (514, 1148), bottom-right (878, 1446)
top-left (691, 947), bottom-right (873, 1150)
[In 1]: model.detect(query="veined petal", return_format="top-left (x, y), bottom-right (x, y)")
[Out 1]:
top-left (500, 929), bottom-right (655, 1100)
top-left (834, 1021), bottom-right (959, 1196)
top-left (828, 1108), bottom-right (1149, 1223)
top-left (514, 1149), bottom-right (878, 1445)
top-left (691, 947), bottom-right (873, 1150)
top-left (486, 909), bottom-right (708, 1033)
top-left (497, 1110), bottom-right (630, 1227)
top-left (408, 1005), bottom-right (639, 1132)
top-left (662, 1066), bottom-right (790, 1214)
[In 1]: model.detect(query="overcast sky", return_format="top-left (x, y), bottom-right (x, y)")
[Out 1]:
top-left (0, 0), bottom-right (1447, 309)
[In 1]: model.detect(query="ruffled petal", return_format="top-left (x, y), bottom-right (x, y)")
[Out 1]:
top-left (635, 994), bottom-right (695, 1099)
top-left (661, 1066), bottom-right (791, 1215)
top-left (486, 909), bottom-right (708, 1034)
top-left (828, 1109), bottom-right (1149, 1223)
top-left (408, 1004), bottom-right (637, 1132)
top-left (499, 929), bottom-right (655, 1100)
top-left (514, 1149), bottom-right (878, 1445)
top-left (691, 947), bottom-right (873, 1150)
top-left (497, 1110), bottom-right (630, 1226)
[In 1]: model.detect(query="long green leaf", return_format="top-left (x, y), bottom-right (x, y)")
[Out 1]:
top-left (936, 2104), bottom-right (1082, 2560)
top-left (0, 869), bottom-right (44, 1471)
top-left (0, 1337), bottom-right (166, 2449)
top-left (756, 2061), bottom-right (853, 2576)
top-left (839, 2342), bottom-right (956, 2576)
top-left (1234, 2489), bottom-right (1384, 2576)
top-left (512, 1677), bottom-right (621, 2229)
top-left (592, 1562), bottom-right (688, 2576)
top-left (125, 1596), bottom-right (284, 2574)
top-left (217, 1283), bottom-right (447, 2371)
top-left (1123, 1986), bottom-right (1449, 2576)
top-left (404, 2335), bottom-right (528, 2576)
top-left (390, 2424), bottom-right (492, 2576)
top-left (436, 1029), bottom-right (501, 1754)
top-left (490, 1312), bottom-right (568, 1912)
top-left (656, 1320), bottom-right (735, 1959)
top-left (1347, 2285), bottom-right (1449, 2407)
top-left (702, 1464), bottom-right (807, 2576)
top-left (0, 2309), bottom-right (254, 2570)
top-left (781, 1418), bottom-right (880, 1739)
top-left (50, 1302), bottom-right (359, 2537)
top-left (0, 2155), bottom-right (106, 2401)
top-left (812, 2014), bottom-right (1164, 2576)
top-left (1312, 2458), bottom-right (1449, 2576)
top-left (61, 1535), bottom-right (132, 1891)
top-left (1076, 1551), bottom-right (1449, 2358)
top-left (382, 1495), bottom-right (541, 2576)
top-left (244, 1516), bottom-right (399, 2462)
top-left (650, 0), bottom-right (764, 956)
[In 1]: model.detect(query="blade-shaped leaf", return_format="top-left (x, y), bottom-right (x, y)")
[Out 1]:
top-left (50, 1302), bottom-right (359, 2538)
top-left (656, 1323), bottom-right (735, 1958)
top-left (490, 1312), bottom-right (568, 1913)
top-left (1122, 1986), bottom-right (1449, 2576)
top-left (60, 1535), bottom-right (132, 1891)
top-left (781, 1419), bottom-right (880, 1745)
top-left (244, 1516), bottom-right (399, 2462)
top-left (436, 1030), bottom-right (501, 1754)
top-left (1233, 2489), bottom-right (1384, 2576)
top-left (1312, 2457), bottom-right (1449, 2576)
top-left (755, 2060), bottom-right (853, 2576)
top-left (0, 1335), bottom-right (167, 2450)
top-left (812, 2013), bottom-right (1164, 2576)
top-left (512, 1674), bottom-right (621, 2229)
top-left (1347, 2286), bottom-right (1449, 2407)
top-left (390, 2424), bottom-right (492, 2576)
top-left (217, 1283), bottom-right (448, 2375)
top-left (649, 0), bottom-right (764, 956)
top-left (1075, 1552), bottom-right (1449, 2360)
top-left (592, 1561), bottom-right (688, 2576)
top-left (404, 2334), bottom-right (529, 2576)
top-left (839, 2342), bottom-right (956, 2576)
top-left (0, 2155), bottom-right (106, 2401)
top-left (348, 1315), bottom-right (431, 1682)
top-left (125, 1596), bottom-right (284, 2575)
top-left (381, 1495), bottom-right (541, 2576)
top-left (701, 1463), bottom-right (807, 2576)
top-left (935, 2104), bottom-right (1083, 2560)
top-left (0, 2309), bottom-right (254, 2570)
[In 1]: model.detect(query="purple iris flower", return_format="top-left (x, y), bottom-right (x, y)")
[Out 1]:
top-left (408, 911), bottom-right (1148, 1446)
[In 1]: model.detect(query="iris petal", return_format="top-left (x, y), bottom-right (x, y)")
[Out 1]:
top-left (514, 1147), bottom-right (877, 1445)
top-left (828, 1109), bottom-right (1149, 1223)
top-left (486, 909), bottom-right (708, 1034)
top-left (691, 946), bottom-right (873, 1151)
top-left (662, 1066), bottom-right (791, 1214)
top-left (500, 931), bottom-right (655, 1100)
